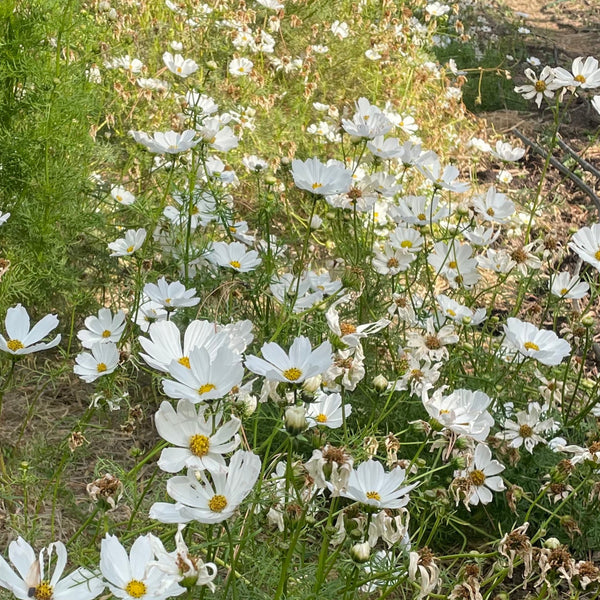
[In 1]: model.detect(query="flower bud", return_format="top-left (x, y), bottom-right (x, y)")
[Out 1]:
top-left (372, 374), bottom-right (389, 392)
top-left (264, 174), bottom-right (277, 185)
top-left (350, 542), bottom-right (371, 563)
top-left (302, 375), bottom-right (322, 394)
top-left (206, 60), bottom-right (218, 70)
top-left (581, 315), bottom-right (594, 327)
top-left (543, 537), bottom-right (561, 550)
top-left (285, 406), bottom-right (307, 435)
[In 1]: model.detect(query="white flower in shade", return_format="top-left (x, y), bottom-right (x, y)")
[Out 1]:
top-left (496, 402), bottom-right (554, 453)
top-left (206, 241), bottom-right (262, 272)
top-left (229, 57), bottom-right (253, 77)
top-left (428, 240), bottom-right (480, 288)
top-left (106, 55), bottom-right (144, 73)
top-left (78, 308), bottom-right (126, 349)
top-left (149, 450), bottom-right (261, 524)
top-left (340, 459), bottom-right (417, 509)
top-left (324, 344), bottom-right (366, 392)
top-left (108, 228), bottom-right (146, 257)
top-left (553, 56), bottom-right (600, 89)
top-left (148, 526), bottom-right (217, 592)
top-left (129, 130), bottom-right (198, 154)
top-left (256, 0), bottom-right (284, 9)
top-left (100, 534), bottom-right (185, 600)
top-left (367, 135), bottom-right (402, 159)
top-left (593, 96), bottom-right (600, 115)
top-left (331, 20), bottom-right (349, 39)
top-left (435, 295), bottom-right (486, 326)
top-left (163, 345), bottom-right (244, 403)
top-left (417, 158), bottom-right (470, 193)
top-left (291, 157), bottom-right (352, 196)
top-left (514, 67), bottom-right (561, 107)
top-left (0, 537), bottom-right (104, 600)
top-left (143, 277), bottom-right (200, 310)
top-left (372, 242), bottom-right (415, 275)
top-left (388, 226), bottom-right (423, 253)
top-left (550, 271), bottom-right (589, 300)
top-left (184, 92), bottom-right (219, 117)
top-left (568, 223), bottom-right (600, 270)
top-left (406, 317), bottom-right (459, 362)
top-left (110, 186), bottom-right (135, 205)
top-left (393, 352), bottom-right (441, 397)
top-left (0, 304), bottom-right (60, 355)
top-left (458, 443), bottom-right (505, 505)
top-left (341, 97), bottom-right (392, 139)
top-left (139, 320), bottom-right (229, 373)
top-left (135, 297), bottom-right (168, 332)
top-left (306, 391), bottom-right (351, 428)
top-left (463, 224), bottom-right (500, 247)
top-left (155, 399), bottom-right (241, 472)
top-left (162, 52), bottom-right (198, 77)
top-left (426, 1), bottom-right (450, 16)
top-left (325, 295), bottom-right (389, 348)
top-left (0, 211), bottom-right (10, 226)
top-left (422, 387), bottom-right (495, 442)
top-left (74, 342), bottom-right (119, 383)
top-left (490, 141), bottom-right (525, 162)
top-left (245, 336), bottom-right (333, 384)
top-left (502, 317), bottom-right (571, 366)
top-left (472, 186), bottom-right (515, 223)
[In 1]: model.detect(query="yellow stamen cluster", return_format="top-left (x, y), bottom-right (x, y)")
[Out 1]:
top-left (283, 367), bottom-right (302, 381)
top-left (198, 383), bottom-right (216, 395)
top-left (7, 339), bottom-right (24, 352)
top-left (102, 329), bottom-right (112, 338)
top-left (230, 260), bottom-right (241, 269)
top-left (33, 581), bottom-right (53, 600)
top-left (469, 469), bottom-right (486, 486)
top-left (524, 341), bottom-right (539, 351)
top-left (178, 356), bottom-right (191, 368)
top-left (208, 494), bottom-right (228, 512)
top-left (125, 579), bottom-right (147, 598)
top-left (97, 362), bottom-right (107, 373)
top-left (189, 434), bottom-right (210, 457)
top-left (315, 414), bottom-right (328, 423)
top-left (366, 491), bottom-right (381, 501)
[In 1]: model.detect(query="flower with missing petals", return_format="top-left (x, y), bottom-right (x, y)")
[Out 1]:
top-left (0, 304), bottom-right (60, 356)
top-left (457, 443), bottom-right (505, 505)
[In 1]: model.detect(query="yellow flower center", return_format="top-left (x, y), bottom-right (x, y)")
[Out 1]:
top-left (102, 329), bottom-right (112, 338)
top-left (387, 257), bottom-right (399, 268)
top-left (469, 469), bottom-right (486, 486)
top-left (283, 367), bottom-right (302, 381)
top-left (447, 309), bottom-right (456, 316)
top-left (534, 80), bottom-right (546, 92)
top-left (164, 298), bottom-right (172, 304)
top-left (366, 491), bottom-right (381, 501)
top-left (594, 249), bottom-right (600, 261)
top-left (208, 494), bottom-right (228, 512)
top-left (7, 339), bottom-right (24, 351)
top-left (524, 341), bottom-right (539, 351)
top-left (125, 579), bottom-right (147, 598)
top-left (198, 383), bottom-right (216, 395)
top-left (238, 67), bottom-right (245, 72)
top-left (230, 260), bottom-right (241, 269)
top-left (574, 74), bottom-right (586, 83)
top-left (315, 413), bottom-right (328, 423)
top-left (312, 182), bottom-right (323, 190)
top-left (417, 212), bottom-right (426, 221)
top-left (519, 424), bottom-right (533, 438)
top-left (97, 362), bottom-right (107, 373)
top-left (448, 260), bottom-right (457, 269)
top-left (178, 356), bottom-right (191, 368)
top-left (177, 66), bottom-right (182, 73)
top-left (560, 288), bottom-right (569, 296)
top-left (487, 207), bottom-right (495, 216)
top-left (189, 434), bottom-right (210, 456)
top-left (400, 240), bottom-right (413, 248)
top-left (33, 581), bottom-right (53, 600)
top-left (116, 195), bottom-right (123, 202)
top-left (126, 245), bottom-right (134, 253)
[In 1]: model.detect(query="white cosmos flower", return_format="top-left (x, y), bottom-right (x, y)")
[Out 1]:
top-left (340, 459), bottom-right (417, 509)
top-left (155, 399), bottom-right (241, 472)
top-left (341, 97), bottom-right (392, 139)
top-left (417, 158), bottom-right (470, 193)
top-left (245, 336), bottom-right (333, 384)
top-left (472, 186), bottom-right (515, 223)
top-left (0, 304), bottom-right (60, 355)
top-left (78, 308), bottom-right (126, 349)
top-left (389, 194), bottom-right (449, 226)
top-left (74, 342), bottom-right (119, 383)
top-left (514, 66), bottom-right (561, 108)
top-left (129, 130), bottom-right (198, 154)
top-left (100, 534), bottom-right (185, 600)
top-left (135, 296), bottom-right (168, 332)
top-left (143, 277), bottom-right (200, 310)
top-left (423, 387), bottom-right (495, 442)
top-left (305, 391), bottom-right (351, 428)
top-left (372, 242), bottom-right (415, 275)
top-left (291, 157), bottom-right (352, 196)
top-left (490, 141), bottom-right (525, 162)
top-left (593, 96), bottom-right (600, 115)
top-left (108, 228), bottom-right (146, 257)
top-left (162, 52), bottom-right (198, 77)
top-left (568, 223), bottom-right (600, 270)
top-left (458, 443), bottom-right (505, 505)
top-left (229, 57), bottom-right (254, 77)
top-left (148, 526), bottom-right (217, 592)
top-left (110, 185), bottom-right (135, 205)
top-left (0, 537), bottom-right (104, 600)
top-left (496, 402), bottom-right (553, 453)
top-left (502, 317), bottom-right (571, 366)
top-left (206, 241), bottom-right (262, 272)
top-left (0, 211), bottom-right (10, 226)
top-left (163, 345), bottom-right (244, 403)
top-left (139, 320), bottom-right (230, 373)
top-left (435, 295), bottom-right (486, 326)
top-left (150, 450), bottom-right (261, 524)
top-left (550, 271), bottom-right (589, 299)
top-left (553, 56), bottom-right (600, 89)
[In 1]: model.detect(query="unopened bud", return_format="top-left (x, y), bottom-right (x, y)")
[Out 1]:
top-left (285, 406), bottom-right (307, 435)
top-left (302, 375), bottom-right (322, 394)
top-left (543, 537), bottom-right (561, 550)
top-left (581, 315), bottom-right (594, 327)
top-left (350, 542), bottom-right (371, 563)
top-left (264, 174), bottom-right (277, 185)
top-left (372, 374), bottom-right (389, 392)
top-left (206, 60), bottom-right (218, 70)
